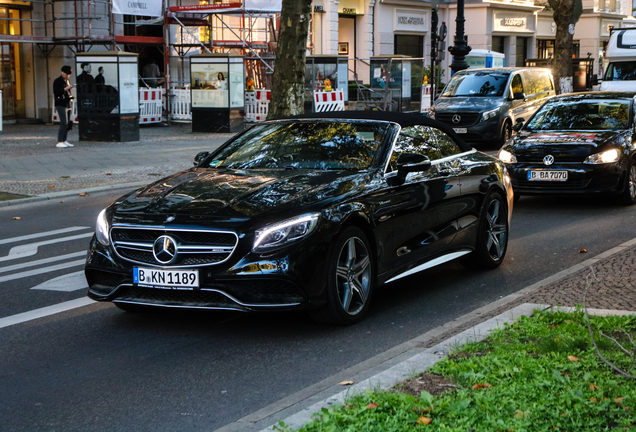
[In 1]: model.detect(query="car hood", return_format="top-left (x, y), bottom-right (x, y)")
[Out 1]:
top-left (113, 167), bottom-right (372, 218)
top-left (507, 130), bottom-right (626, 161)
top-left (434, 96), bottom-right (502, 112)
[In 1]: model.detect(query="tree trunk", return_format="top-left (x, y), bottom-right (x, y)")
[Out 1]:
top-left (551, 0), bottom-right (575, 94)
top-left (267, 0), bottom-right (312, 119)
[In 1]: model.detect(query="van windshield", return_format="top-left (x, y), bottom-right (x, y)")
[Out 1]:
top-left (604, 61), bottom-right (636, 81)
top-left (441, 71), bottom-right (510, 97)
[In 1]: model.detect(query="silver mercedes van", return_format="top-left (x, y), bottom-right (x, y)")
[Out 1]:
top-left (429, 67), bottom-right (555, 146)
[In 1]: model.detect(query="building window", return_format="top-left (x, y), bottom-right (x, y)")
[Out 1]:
top-left (394, 34), bottom-right (424, 58)
top-left (492, 36), bottom-right (505, 54)
top-left (537, 40), bottom-right (555, 59)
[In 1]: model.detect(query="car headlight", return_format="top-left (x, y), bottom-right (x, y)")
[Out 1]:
top-left (481, 107), bottom-right (500, 122)
top-left (253, 213), bottom-right (320, 252)
top-left (96, 208), bottom-right (110, 246)
top-left (498, 149), bottom-right (517, 164)
top-left (584, 148), bottom-right (620, 164)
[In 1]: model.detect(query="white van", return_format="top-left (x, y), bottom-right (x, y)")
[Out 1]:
top-left (600, 28), bottom-right (636, 91)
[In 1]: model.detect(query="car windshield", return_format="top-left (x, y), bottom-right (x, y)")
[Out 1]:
top-left (604, 61), bottom-right (636, 81)
top-left (525, 99), bottom-right (630, 131)
top-left (441, 71), bottom-right (510, 97)
top-left (207, 121), bottom-right (389, 170)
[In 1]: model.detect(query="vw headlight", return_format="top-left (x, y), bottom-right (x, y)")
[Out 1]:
top-left (584, 148), bottom-right (620, 164)
top-left (481, 107), bottom-right (500, 122)
top-left (96, 208), bottom-right (110, 246)
top-left (253, 213), bottom-right (320, 252)
top-left (498, 149), bottom-right (517, 164)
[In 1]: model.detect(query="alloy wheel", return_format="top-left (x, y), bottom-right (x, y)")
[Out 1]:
top-left (485, 199), bottom-right (507, 261)
top-left (335, 237), bottom-right (371, 316)
top-left (629, 165), bottom-right (636, 199)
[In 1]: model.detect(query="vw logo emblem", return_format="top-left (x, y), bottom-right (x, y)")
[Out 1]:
top-left (153, 235), bottom-right (177, 265)
top-left (543, 155), bottom-right (555, 166)
top-left (452, 114), bottom-right (461, 124)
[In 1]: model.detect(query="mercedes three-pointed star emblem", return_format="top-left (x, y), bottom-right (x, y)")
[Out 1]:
top-left (452, 114), bottom-right (461, 124)
top-left (153, 235), bottom-right (177, 265)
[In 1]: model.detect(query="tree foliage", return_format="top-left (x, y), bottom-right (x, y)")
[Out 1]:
top-left (268, 0), bottom-right (312, 119)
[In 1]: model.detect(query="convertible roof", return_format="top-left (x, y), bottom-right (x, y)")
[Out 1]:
top-left (284, 111), bottom-right (471, 151)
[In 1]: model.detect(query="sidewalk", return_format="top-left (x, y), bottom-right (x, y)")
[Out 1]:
top-left (0, 122), bottom-right (233, 201)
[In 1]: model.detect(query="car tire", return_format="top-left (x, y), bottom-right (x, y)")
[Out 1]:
top-left (309, 226), bottom-right (375, 325)
top-left (498, 120), bottom-right (512, 146)
top-left (462, 191), bottom-right (509, 269)
top-left (619, 160), bottom-right (636, 206)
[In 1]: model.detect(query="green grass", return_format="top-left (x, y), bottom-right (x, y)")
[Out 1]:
top-left (0, 191), bottom-right (31, 201)
top-left (277, 309), bottom-right (636, 432)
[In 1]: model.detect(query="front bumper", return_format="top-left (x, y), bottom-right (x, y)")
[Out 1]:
top-left (507, 162), bottom-right (625, 195)
top-left (85, 233), bottom-right (330, 312)
top-left (439, 116), bottom-right (501, 144)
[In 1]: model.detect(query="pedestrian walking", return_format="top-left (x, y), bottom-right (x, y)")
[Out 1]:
top-left (53, 65), bottom-right (75, 148)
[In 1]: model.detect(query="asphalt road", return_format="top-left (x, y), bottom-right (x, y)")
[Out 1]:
top-left (1, 188), bottom-right (635, 432)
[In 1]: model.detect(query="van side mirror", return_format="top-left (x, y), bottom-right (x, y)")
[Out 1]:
top-left (513, 92), bottom-right (526, 101)
top-left (512, 117), bottom-right (525, 132)
top-left (194, 151), bottom-right (210, 166)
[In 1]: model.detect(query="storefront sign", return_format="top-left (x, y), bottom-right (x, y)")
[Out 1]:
top-left (504, 17), bottom-right (526, 26)
top-left (338, 0), bottom-right (363, 15)
top-left (395, 9), bottom-right (428, 32)
top-left (113, 0), bottom-right (162, 17)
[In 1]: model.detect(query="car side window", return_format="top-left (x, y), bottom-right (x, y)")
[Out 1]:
top-left (387, 125), bottom-right (441, 172)
top-left (430, 128), bottom-right (463, 157)
top-left (511, 74), bottom-right (524, 95)
top-left (521, 70), bottom-right (554, 98)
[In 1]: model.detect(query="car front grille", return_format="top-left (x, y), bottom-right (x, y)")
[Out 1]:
top-left (113, 285), bottom-right (246, 310)
top-left (513, 178), bottom-right (591, 189)
top-left (436, 112), bottom-right (481, 127)
top-left (111, 226), bottom-right (238, 268)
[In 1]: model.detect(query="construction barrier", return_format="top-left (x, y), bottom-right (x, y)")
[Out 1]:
top-left (139, 88), bottom-right (163, 124)
top-left (245, 89), bottom-right (270, 122)
top-left (420, 85), bottom-right (432, 114)
top-left (51, 87), bottom-right (79, 124)
top-left (170, 87), bottom-right (192, 121)
top-left (313, 89), bottom-right (345, 112)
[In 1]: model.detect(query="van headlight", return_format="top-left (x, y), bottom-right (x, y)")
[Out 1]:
top-left (481, 107), bottom-right (500, 122)
top-left (584, 148), bottom-right (620, 164)
top-left (498, 149), bottom-right (517, 164)
top-left (253, 213), bottom-right (320, 252)
top-left (96, 208), bottom-right (111, 246)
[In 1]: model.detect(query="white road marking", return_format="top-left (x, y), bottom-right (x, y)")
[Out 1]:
top-left (0, 259), bottom-right (86, 283)
top-left (0, 297), bottom-right (96, 329)
top-left (0, 251), bottom-right (86, 274)
top-left (0, 227), bottom-right (90, 245)
top-left (0, 233), bottom-right (93, 263)
top-left (31, 271), bottom-right (88, 292)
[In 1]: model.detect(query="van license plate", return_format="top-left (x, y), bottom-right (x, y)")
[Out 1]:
top-left (453, 128), bottom-right (467, 134)
top-left (527, 170), bottom-right (568, 182)
top-left (133, 267), bottom-right (199, 289)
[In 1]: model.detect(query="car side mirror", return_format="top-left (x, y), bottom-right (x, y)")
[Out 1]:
top-left (397, 153), bottom-right (432, 173)
top-left (513, 92), bottom-right (526, 101)
top-left (512, 117), bottom-right (525, 132)
top-left (193, 151), bottom-right (210, 166)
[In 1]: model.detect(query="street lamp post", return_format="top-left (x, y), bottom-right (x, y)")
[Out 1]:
top-left (448, 0), bottom-right (471, 74)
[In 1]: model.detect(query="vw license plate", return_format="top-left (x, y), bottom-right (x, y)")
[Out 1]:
top-left (527, 170), bottom-right (568, 182)
top-left (133, 267), bottom-right (199, 289)
top-left (453, 128), bottom-right (467, 134)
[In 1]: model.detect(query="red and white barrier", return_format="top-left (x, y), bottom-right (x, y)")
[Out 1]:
top-left (245, 89), bottom-right (271, 122)
top-left (139, 88), bottom-right (163, 124)
top-left (313, 89), bottom-right (345, 112)
top-left (420, 85), bottom-right (432, 113)
top-left (51, 88), bottom-right (79, 124)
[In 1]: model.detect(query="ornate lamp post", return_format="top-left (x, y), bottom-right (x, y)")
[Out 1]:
top-left (448, 0), bottom-right (471, 74)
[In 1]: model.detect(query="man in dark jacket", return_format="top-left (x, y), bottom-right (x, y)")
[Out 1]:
top-left (53, 65), bottom-right (75, 148)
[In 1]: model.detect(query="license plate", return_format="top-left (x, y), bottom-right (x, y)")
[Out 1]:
top-left (133, 267), bottom-right (199, 289)
top-left (527, 170), bottom-right (568, 182)
top-left (453, 128), bottom-right (467, 134)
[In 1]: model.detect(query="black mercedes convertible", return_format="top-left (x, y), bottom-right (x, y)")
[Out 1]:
top-left (85, 112), bottom-right (513, 324)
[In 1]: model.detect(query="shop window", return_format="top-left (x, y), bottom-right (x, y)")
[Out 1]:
top-left (492, 36), bottom-right (505, 55)
top-left (394, 35), bottom-right (424, 58)
top-left (537, 40), bottom-right (555, 59)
